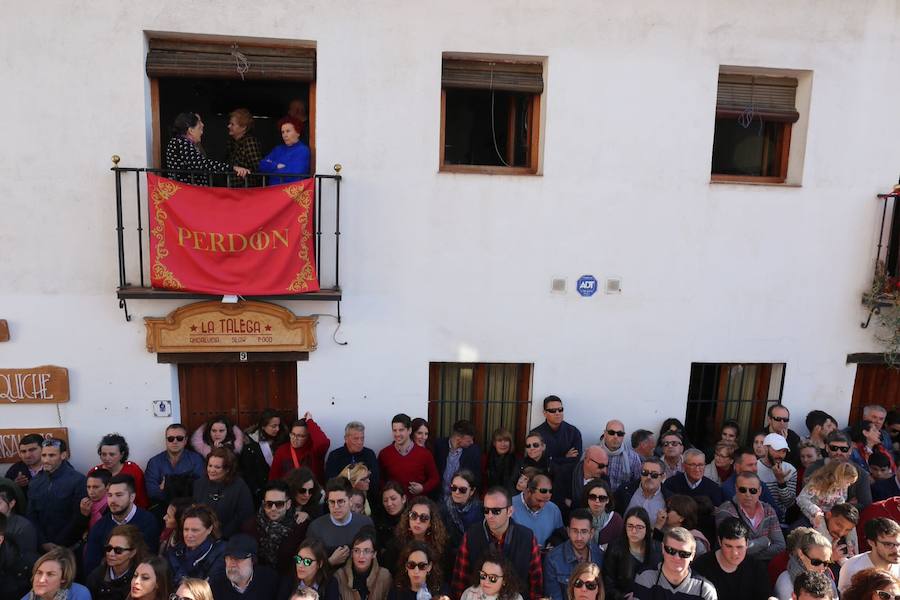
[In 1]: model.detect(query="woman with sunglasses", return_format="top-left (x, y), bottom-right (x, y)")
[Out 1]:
top-left (602, 507), bottom-right (660, 600)
top-left (773, 527), bottom-right (837, 600)
top-left (278, 538), bottom-right (338, 600)
top-left (387, 541), bottom-right (448, 600)
top-left (581, 479), bottom-right (622, 546)
top-left (285, 467), bottom-right (325, 525)
top-left (126, 556), bottom-right (171, 600)
top-left (326, 526), bottom-right (392, 600)
top-left (567, 562), bottom-right (604, 600)
top-left (86, 524), bottom-right (148, 600)
top-left (375, 481), bottom-right (407, 554)
top-left (442, 470), bottom-right (483, 548)
top-left (841, 567), bottom-right (900, 600)
top-left (483, 428), bottom-right (517, 494)
top-left (165, 505), bottom-right (225, 584)
top-left (460, 550), bottom-right (522, 600)
top-left (382, 497), bottom-right (449, 575)
top-left (513, 433), bottom-right (553, 493)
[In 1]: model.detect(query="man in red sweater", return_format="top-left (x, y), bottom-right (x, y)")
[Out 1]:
top-left (377, 413), bottom-right (439, 496)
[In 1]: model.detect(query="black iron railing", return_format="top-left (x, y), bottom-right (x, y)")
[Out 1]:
top-left (111, 160), bottom-right (342, 320)
top-left (875, 190), bottom-right (900, 280)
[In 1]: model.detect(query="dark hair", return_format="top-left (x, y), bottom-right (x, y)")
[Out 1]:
top-left (284, 467), bottom-right (322, 514)
top-left (793, 571), bottom-right (835, 599)
top-left (887, 410), bottom-right (900, 427)
top-left (256, 409), bottom-right (288, 444)
top-left (721, 419), bottom-right (741, 436)
top-left (167, 497), bottom-right (194, 531)
top-left (0, 513), bottom-right (6, 535)
top-left (276, 116), bottom-right (304, 137)
top-left (484, 485), bottom-right (512, 506)
top-left (717, 517), bottom-right (750, 541)
top-left (622, 506), bottom-right (653, 552)
top-left (452, 420), bottom-right (476, 438)
top-left (452, 469), bottom-right (477, 491)
top-left (842, 567), bottom-right (899, 600)
top-left (865, 517), bottom-right (900, 541)
top-left (851, 420), bottom-right (880, 444)
top-left (660, 430), bottom-right (684, 444)
top-left (583, 478), bottom-right (615, 512)
top-left (767, 404), bottom-right (790, 418)
top-left (98, 433), bottom-right (129, 462)
top-left (825, 430), bottom-right (851, 445)
top-left (171, 112), bottom-right (200, 136)
top-left (868, 452), bottom-right (892, 469)
top-left (394, 497), bottom-right (448, 564)
top-left (382, 480), bottom-right (407, 502)
top-left (631, 429), bottom-right (654, 449)
top-left (206, 447), bottom-right (238, 484)
top-left (352, 525), bottom-right (378, 549)
top-left (178, 504), bottom-right (221, 544)
top-left (202, 416), bottom-right (237, 448)
top-left (263, 480), bottom-right (291, 497)
top-left (471, 548), bottom-right (521, 600)
top-left (732, 446), bottom-right (757, 465)
top-left (18, 434), bottom-right (43, 447)
top-left (134, 556), bottom-right (172, 600)
top-left (42, 438), bottom-right (68, 453)
top-left (828, 503), bottom-right (859, 525)
top-left (568, 508), bottom-right (594, 528)
top-left (527, 472), bottom-right (553, 491)
top-left (666, 495), bottom-right (699, 530)
top-left (88, 468), bottom-right (112, 486)
top-left (542, 395), bottom-right (562, 410)
top-left (393, 414), bottom-right (413, 429)
top-left (108, 474), bottom-right (136, 494)
top-left (165, 423), bottom-right (187, 434)
top-left (325, 476), bottom-right (352, 496)
top-left (806, 410), bottom-right (836, 433)
top-left (396, 540), bottom-right (442, 592)
top-left (294, 538), bottom-right (329, 589)
top-left (290, 418), bottom-right (308, 431)
top-left (104, 524), bottom-right (147, 567)
top-left (657, 418), bottom-right (686, 443)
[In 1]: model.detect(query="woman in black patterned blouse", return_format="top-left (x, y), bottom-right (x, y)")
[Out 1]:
top-left (225, 108), bottom-right (263, 186)
top-left (164, 112), bottom-right (249, 185)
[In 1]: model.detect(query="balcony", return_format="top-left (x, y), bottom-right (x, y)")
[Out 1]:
top-left (862, 188), bottom-right (900, 327)
top-left (111, 160), bottom-right (342, 320)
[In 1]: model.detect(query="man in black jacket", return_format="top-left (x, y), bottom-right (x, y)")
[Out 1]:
top-left (210, 534), bottom-right (278, 600)
top-left (693, 517), bottom-right (771, 600)
top-left (0, 513), bottom-right (35, 600)
top-left (434, 419), bottom-right (481, 499)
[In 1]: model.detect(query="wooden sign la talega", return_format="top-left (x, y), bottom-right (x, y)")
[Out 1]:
top-left (0, 428), bottom-right (69, 463)
top-left (0, 366), bottom-right (69, 403)
top-left (145, 300), bottom-right (317, 353)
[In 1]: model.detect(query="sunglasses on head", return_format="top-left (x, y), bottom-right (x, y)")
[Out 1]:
top-left (166, 435), bottom-right (185, 443)
top-left (41, 440), bottom-right (62, 448)
top-left (876, 591), bottom-right (900, 600)
top-left (264, 500), bottom-right (287, 509)
top-left (587, 493), bottom-right (609, 502)
top-left (573, 579), bottom-right (599, 591)
top-left (737, 486), bottom-right (759, 495)
top-left (545, 407), bottom-right (564, 414)
top-left (294, 555), bottom-right (315, 566)
top-left (664, 544), bottom-right (692, 559)
top-left (770, 416), bottom-right (790, 423)
top-left (828, 444), bottom-right (851, 453)
top-left (640, 470), bottom-right (662, 479)
top-left (479, 571), bottom-right (503, 583)
top-left (406, 561), bottom-right (430, 571)
top-left (483, 506), bottom-right (508, 516)
top-left (104, 545), bottom-right (133, 555)
top-left (606, 430), bottom-right (625, 437)
top-left (450, 485), bottom-right (469, 494)
top-left (408, 510), bottom-right (431, 522)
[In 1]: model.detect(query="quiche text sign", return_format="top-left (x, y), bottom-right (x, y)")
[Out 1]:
top-left (0, 366), bottom-right (70, 403)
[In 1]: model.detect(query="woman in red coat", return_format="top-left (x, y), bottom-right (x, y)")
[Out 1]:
top-left (88, 433), bottom-right (149, 508)
top-left (269, 412), bottom-right (330, 483)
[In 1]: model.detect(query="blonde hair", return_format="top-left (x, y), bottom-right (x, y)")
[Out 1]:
top-left (806, 461), bottom-right (859, 495)
top-left (339, 462), bottom-right (370, 487)
top-left (178, 578), bottom-right (213, 600)
top-left (33, 547), bottom-right (77, 590)
top-left (228, 108), bottom-right (254, 130)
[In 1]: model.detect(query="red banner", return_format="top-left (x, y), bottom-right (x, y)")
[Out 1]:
top-left (147, 174), bottom-right (318, 295)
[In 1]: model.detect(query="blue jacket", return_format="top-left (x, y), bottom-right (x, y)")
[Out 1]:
top-left (84, 507), bottom-right (160, 575)
top-left (533, 421), bottom-right (583, 467)
top-left (873, 476), bottom-right (900, 502)
top-left (144, 449), bottom-right (205, 504)
top-left (167, 538), bottom-right (226, 584)
top-left (26, 461), bottom-right (86, 545)
top-left (259, 143), bottom-right (310, 184)
top-left (21, 583), bottom-right (91, 600)
top-left (543, 540), bottom-right (604, 600)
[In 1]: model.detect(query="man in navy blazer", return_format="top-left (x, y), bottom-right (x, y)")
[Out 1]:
top-left (434, 420), bottom-right (481, 499)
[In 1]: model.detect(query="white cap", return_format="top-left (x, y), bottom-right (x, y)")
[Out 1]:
top-left (763, 432), bottom-right (789, 451)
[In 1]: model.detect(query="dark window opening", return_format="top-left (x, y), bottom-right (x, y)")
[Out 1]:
top-left (443, 89), bottom-right (532, 168)
top-left (711, 118), bottom-right (786, 178)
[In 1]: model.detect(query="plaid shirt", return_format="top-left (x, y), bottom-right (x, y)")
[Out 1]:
top-left (605, 445), bottom-right (643, 492)
top-left (451, 522), bottom-right (543, 600)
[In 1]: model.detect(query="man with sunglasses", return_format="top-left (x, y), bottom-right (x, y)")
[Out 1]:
top-left (240, 480), bottom-right (305, 575)
top-left (451, 486), bottom-right (543, 600)
top-left (602, 420), bottom-right (642, 493)
top-left (511, 473), bottom-right (563, 547)
top-left (633, 527), bottom-right (716, 600)
top-left (553, 446), bottom-right (609, 512)
top-left (721, 447), bottom-right (785, 521)
top-left (26, 438), bottom-right (86, 551)
top-left (693, 517), bottom-right (771, 600)
top-left (543, 508), bottom-right (603, 600)
top-left (144, 423), bottom-right (205, 506)
top-left (532, 395), bottom-right (583, 467)
top-left (756, 433), bottom-right (798, 521)
top-left (803, 431), bottom-right (872, 509)
top-left (715, 472), bottom-right (785, 560)
top-left (209, 534), bottom-right (278, 600)
top-left (620, 458), bottom-right (667, 526)
top-left (837, 517), bottom-right (900, 592)
top-left (766, 404), bottom-right (802, 466)
top-left (307, 477), bottom-right (373, 567)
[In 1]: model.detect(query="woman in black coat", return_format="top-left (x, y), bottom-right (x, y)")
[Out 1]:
top-left (602, 507), bottom-right (661, 600)
top-left (191, 447), bottom-right (254, 539)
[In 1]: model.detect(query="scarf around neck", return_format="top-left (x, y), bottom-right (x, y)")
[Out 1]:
top-left (257, 506), bottom-right (295, 565)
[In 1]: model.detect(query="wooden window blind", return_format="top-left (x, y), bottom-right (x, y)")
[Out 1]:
top-left (441, 59), bottom-right (543, 94)
top-left (716, 74), bottom-right (799, 123)
top-left (146, 39), bottom-right (316, 81)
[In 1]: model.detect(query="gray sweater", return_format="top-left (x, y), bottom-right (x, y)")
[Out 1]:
top-left (306, 512), bottom-right (373, 554)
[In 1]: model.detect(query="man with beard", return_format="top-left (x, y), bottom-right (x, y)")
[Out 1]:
top-left (26, 438), bottom-right (86, 550)
top-left (241, 480), bottom-right (306, 576)
top-left (83, 474), bottom-right (159, 575)
top-left (838, 517), bottom-right (900, 592)
top-left (543, 509), bottom-right (604, 600)
top-left (756, 433), bottom-right (798, 520)
top-left (511, 473), bottom-right (563, 548)
top-left (210, 534), bottom-right (278, 600)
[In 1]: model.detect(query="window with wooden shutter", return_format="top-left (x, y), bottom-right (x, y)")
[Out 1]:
top-left (440, 54), bottom-right (544, 174)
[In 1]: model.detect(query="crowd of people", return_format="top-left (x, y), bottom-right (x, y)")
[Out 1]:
top-left (163, 99), bottom-right (312, 186)
top-left (3, 398), bottom-right (900, 600)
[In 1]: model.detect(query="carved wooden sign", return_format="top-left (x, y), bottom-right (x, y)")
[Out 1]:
top-left (145, 300), bottom-right (318, 353)
top-left (0, 320), bottom-right (8, 342)
top-left (0, 366), bottom-right (69, 403)
top-left (0, 427), bottom-right (69, 463)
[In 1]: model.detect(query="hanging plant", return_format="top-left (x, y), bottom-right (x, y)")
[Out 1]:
top-left (864, 260), bottom-right (900, 368)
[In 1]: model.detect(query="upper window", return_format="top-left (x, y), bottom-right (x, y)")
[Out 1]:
top-left (440, 54), bottom-right (543, 175)
top-left (711, 72), bottom-right (799, 184)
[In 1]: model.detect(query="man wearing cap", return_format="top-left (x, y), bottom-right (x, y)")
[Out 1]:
top-left (209, 534), bottom-right (279, 600)
top-left (765, 404), bottom-right (802, 466)
top-left (756, 433), bottom-right (798, 520)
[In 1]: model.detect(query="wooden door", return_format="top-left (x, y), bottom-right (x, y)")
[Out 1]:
top-left (849, 365), bottom-right (900, 424)
top-left (177, 362), bottom-right (298, 433)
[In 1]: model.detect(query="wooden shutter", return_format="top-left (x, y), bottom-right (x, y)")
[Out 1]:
top-left (716, 74), bottom-right (799, 123)
top-left (147, 39), bottom-right (316, 81)
top-left (442, 59), bottom-right (543, 94)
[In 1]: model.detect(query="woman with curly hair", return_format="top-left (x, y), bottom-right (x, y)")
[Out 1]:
top-left (841, 567), bottom-right (900, 600)
top-left (382, 497), bottom-right (449, 574)
top-left (387, 541), bottom-right (447, 600)
top-left (566, 562), bottom-right (604, 600)
top-left (460, 550), bottom-right (522, 600)
top-left (88, 433), bottom-right (149, 508)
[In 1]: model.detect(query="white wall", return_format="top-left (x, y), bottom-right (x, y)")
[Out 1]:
top-left (2, 0), bottom-right (899, 471)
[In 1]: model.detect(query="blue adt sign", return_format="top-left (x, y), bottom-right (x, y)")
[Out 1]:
top-left (576, 275), bottom-right (598, 297)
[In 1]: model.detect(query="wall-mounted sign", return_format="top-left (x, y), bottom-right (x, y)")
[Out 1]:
top-left (145, 300), bottom-right (318, 353)
top-left (0, 320), bottom-right (8, 342)
top-left (577, 274), bottom-right (598, 297)
top-left (0, 427), bottom-right (69, 463)
top-left (0, 366), bottom-right (70, 403)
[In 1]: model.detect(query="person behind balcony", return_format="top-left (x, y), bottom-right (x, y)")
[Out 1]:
top-left (192, 448), bottom-right (254, 539)
top-left (271, 413), bottom-right (331, 484)
top-left (287, 98), bottom-right (311, 146)
top-left (225, 108), bottom-right (263, 185)
top-left (191, 416), bottom-right (244, 458)
top-left (165, 112), bottom-right (249, 184)
top-left (259, 117), bottom-right (311, 185)
top-left (241, 409), bottom-right (289, 506)
top-left (89, 433), bottom-right (150, 509)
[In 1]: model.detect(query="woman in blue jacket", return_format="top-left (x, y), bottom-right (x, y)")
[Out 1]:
top-left (259, 117), bottom-right (311, 184)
